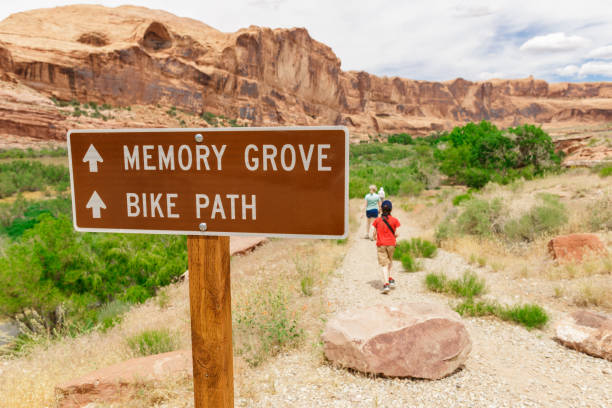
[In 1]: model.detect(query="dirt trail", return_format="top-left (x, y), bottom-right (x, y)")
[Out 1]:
top-left (237, 215), bottom-right (611, 407)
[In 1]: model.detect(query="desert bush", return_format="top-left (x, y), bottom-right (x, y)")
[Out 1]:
top-left (96, 300), bottom-right (131, 330)
top-left (233, 287), bottom-right (303, 366)
top-left (497, 304), bottom-right (549, 329)
top-left (456, 198), bottom-right (504, 236)
top-left (0, 147), bottom-right (67, 159)
top-left (400, 253), bottom-right (419, 272)
top-left (424, 272), bottom-right (447, 293)
top-left (435, 121), bottom-right (560, 188)
top-left (448, 271), bottom-right (486, 298)
top-left (598, 165), bottom-right (612, 177)
top-left (454, 300), bottom-right (548, 329)
top-left (0, 195), bottom-right (72, 238)
top-left (424, 271), bottom-right (485, 299)
top-left (504, 194), bottom-right (567, 241)
top-left (127, 329), bottom-right (179, 356)
top-left (452, 193), bottom-right (473, 206)
top-left (387, 133), bottom-right (414, 145)
top-left (0, 160), bottom-right (69, 198)
top-left (394, 238), bottom-right (437, 259)
top-left (587, 195), bottom-right (612, 231)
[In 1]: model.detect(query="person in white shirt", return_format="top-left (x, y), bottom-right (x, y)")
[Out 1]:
top-left (378, 187), bottom-right (385, 202)
top-left (363, 185), bottom-right (381, 239)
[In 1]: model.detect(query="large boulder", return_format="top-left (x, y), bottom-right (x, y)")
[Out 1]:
top-left (547, 233), bottom-right (606, 262)
top-left (56, 349), bottom-right (192, 407)
top-left (555, 310), bottom-right (612, 361)
top-left (322, 302), bottom-right (471, 379)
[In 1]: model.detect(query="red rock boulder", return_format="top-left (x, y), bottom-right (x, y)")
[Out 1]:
top-left (547, 233), bottom-right (606, 262)
top-left (555, 310), bottom-right (612, 361)
top-left (322, 302), bottom-right (471, 379)
top-left (56, 349), bottom-right (192, 407)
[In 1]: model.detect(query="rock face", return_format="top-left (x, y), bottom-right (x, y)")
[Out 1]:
top-left (547, 234), bottom-right (607, 262)
top-left (555, 310), bottom-right (612, 361)
top-left (322, 302), bottom-right (471, 379)
top-left (56, 349), bottom-right (192, 407)
top-left (1, 5), bottom-right (612, 141)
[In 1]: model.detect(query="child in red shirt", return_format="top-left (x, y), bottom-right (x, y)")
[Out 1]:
top-left (372, 200), bottom-right (400, 294)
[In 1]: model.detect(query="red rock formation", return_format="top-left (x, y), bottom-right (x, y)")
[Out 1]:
top-left (547, 234), bottom-right (607, 262)
top-left (0, 5), bottom-right (612, 141)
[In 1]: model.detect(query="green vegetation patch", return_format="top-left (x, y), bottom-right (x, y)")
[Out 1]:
top-left (0, 147), bottom-right (67, 159)
top-left (455, 300), bottom-right (549, 329)
top-left (0, 161), bottom-right (69, 198)
top-left (127, 329), bottom-right (180, 356)
top-left (0, 214), bottom-right (187, 336)
top-left (424, 271), bottom-right (548, 329)
top-left (424, 271), bottom-right (485, 298)
top-left (435, 122), bottom-right (561, 188)
top-left (234, 287), bottom-right (303, 367)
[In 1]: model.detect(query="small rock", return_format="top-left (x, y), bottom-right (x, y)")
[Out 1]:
top-left (554, 310), bottom-right (612, 361)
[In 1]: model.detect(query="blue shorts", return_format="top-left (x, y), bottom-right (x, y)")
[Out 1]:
top-left (366, 209), bottom-right (379, 218)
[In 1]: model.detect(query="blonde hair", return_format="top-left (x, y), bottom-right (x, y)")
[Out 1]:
top-left (369, 184), bottom-right (376, 193)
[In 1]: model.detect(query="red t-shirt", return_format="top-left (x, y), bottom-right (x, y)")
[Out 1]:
top-left (372, 215), bottom-right (400, 246)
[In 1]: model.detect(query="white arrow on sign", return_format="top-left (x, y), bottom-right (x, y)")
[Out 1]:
top-left (83, 144), bottom-right (103, 172)
top-left (86, 191), bottom-right (106, 219)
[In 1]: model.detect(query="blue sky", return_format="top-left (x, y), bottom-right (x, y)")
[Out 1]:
top-left (1, 0), bottom-right (611, 82)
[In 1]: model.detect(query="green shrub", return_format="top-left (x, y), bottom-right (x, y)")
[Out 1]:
top-left (0, 214), bottom-right (187, 332)
top-left (234, 287), bottom-right (302, 366)
top-left (435, 121), bottom-right (560, 188)
top-left (448, 271), bottom-right (485, 298)
top-left (434, 216), bottom-right (456, 243)
top-left (408, 238), bottom-right (437, 258)
top-left (452, 193), bottom-right (473, 206)
top-left (127, 329), bottom-right (179, 356)
top-left (300, 275), bottom-right (314, 296)
top-left (598, 165), bottom-right (612, 177)
top-left (497, 303), bottom-right (549, 329)
top-left (504, 194), bottom-right (567, 241)
top-left (423, 270), bottom-right (485, 299)
top-left (424, 273), bottom-right (447, 292)
top-left (587, 195), bottom-right (612, 231)
top-left (0, 160), bottom-right (69, 198)
top-left (454, 300), bottom-right (549, 329)
top-left (387, 133), bottom-right (414, 145)
top-left (456, 198), bottom-right (504, 236)
top-left (398, 178), bottom-right (425, 196)
top-left (400, 253), bottom-right (419, 272)
top-left (96, 300), bottom-right (131, 330)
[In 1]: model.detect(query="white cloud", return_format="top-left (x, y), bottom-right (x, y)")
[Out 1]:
top-left (556, 61), bottom-right (612, 78)
top-left (556, 65), bottom-right (580, 76)
top-left (520, 32), bottom-right (589, 52)
top-left (478, 71), bottom-right (507, 80)
top-left (588, 45), bottom-right (612, 59)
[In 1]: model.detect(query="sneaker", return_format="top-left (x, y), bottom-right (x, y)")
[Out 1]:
top-left (388, 277), bottom-right (396, 288)
top-left (381, 283), bottom-right (390, 294)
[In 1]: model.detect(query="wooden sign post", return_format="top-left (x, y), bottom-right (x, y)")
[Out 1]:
top-left (67, 127), bottom-right (348, 408)
top-left (188, 236), bottom-right (233, 407)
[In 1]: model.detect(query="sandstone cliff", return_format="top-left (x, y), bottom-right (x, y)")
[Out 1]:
top-left (1, 4), bottom-right (612, 144)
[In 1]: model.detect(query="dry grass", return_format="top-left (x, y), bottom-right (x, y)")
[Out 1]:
top-left (573, 279), bottom-right (612, 309)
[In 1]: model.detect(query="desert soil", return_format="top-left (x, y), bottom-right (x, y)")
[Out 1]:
top-left (236, 214), bottom-right (612, 407)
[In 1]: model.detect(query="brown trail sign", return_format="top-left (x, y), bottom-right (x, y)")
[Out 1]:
top-left (67, 126), bottom-right (348, 407)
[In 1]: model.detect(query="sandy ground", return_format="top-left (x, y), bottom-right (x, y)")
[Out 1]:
top-left (235, 215), bottom-right (612, 408)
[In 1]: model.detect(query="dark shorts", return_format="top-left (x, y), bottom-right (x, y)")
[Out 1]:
top-left (366, 209), bottom-right (379, 218)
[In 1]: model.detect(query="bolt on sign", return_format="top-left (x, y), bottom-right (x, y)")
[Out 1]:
top-left (68, 127), bottom-right (348, 238)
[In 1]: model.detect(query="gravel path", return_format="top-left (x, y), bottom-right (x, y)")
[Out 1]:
top-left (237, 217), bottom-right (612, 407)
